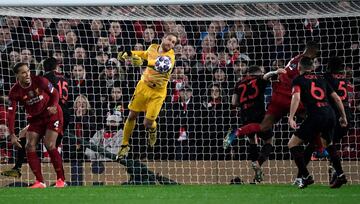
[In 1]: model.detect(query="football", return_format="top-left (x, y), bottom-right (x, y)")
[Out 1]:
top-left (154, 56), bottom-right (172, 73)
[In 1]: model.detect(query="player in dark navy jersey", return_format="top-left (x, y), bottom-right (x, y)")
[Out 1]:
top-left (324, 56), bottom-right (353, 184)
top-left (225, 41), bottom-right (319, 143)
top-left (225, 65), bottom-right (286, 183)
top-left (324, 57), bottom-right (352, 144)
top-left (288, 57), bottom-right (348, 189)
top-left (43, 57), bottom-right (70, 132)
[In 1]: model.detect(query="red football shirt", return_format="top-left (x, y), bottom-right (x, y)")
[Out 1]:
top-left (272, 54), bottom-right (303, 98)
top-left (7, 75), bottom-right (59, 134)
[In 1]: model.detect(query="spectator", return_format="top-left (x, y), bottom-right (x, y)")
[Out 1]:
top-left (62, 31), bottom-right (79, 57)
top-left (85, 112), bottom-right (123, 160)
top-left (98, 84), bottom-right (125, 120)
top-left (55, 20), bottom-right (71, 43)
top-left (170, 24), bottom-right (188, 46)
top-left (133, 42), bottom-right (144, 51)
top-left (199, 82), bottom-right (230, 160)
top-left (67, 16), bottom-right (88, 46)
top-left (0, 96), bottom-right (7, 126)
top-left (133, 21), bottom-right (163, 39)
top-left (213, 68), bottom-right (232, 95)
top-left (68, 94), bottom-right (97, 186)
top-left (180, 44), bottom-right (197, 67)
top-left (73, 47), bottom-right (87, 61)
top-left (93, 31), bottom-right (116, 57)
top-left (30, 18), bottom-right (46, 42)
top-left (35, 36), bottom-right (54, 62)
top-left (69, 64), bottom-right (94, 103)
top-left (0, 26), bottom-right (20, 70)
top-left (217, 52), bottom-right (232, 68)
top-left (0, 26), bottom-right (16, 54)
top-left (198, 21), bottom-right (218, 47)
top-left (169, 85), bottom-right (199, 160)
top-left (170, 62), bottom-right (189, 102)
top-left (92, 51), bottom-right (109, 78)
top-left (87, 20), bottom-right (104, 51)
top-left (228, 20), bottom-right (252, 44)
top-left (141, 26), bottom-right (157, 48)
top-left (20, 48), bottom-right (37, 73)
top-left (162, 21), bottom-right (176, 35)
top-left (199, 35), bottom-right (216, 63)
top-left (232, 59), bottom-right (248, 81)
top-left (225, 36), bottom-right (241, 64)
top-left (261, 22), bottom-right (292, 68)
top-left (174, 43), bottom-right (183, 60)
top-left (5, 16), bottom-right (29, 47)
top-left (108, 21), bottom-right (123, 46)
top-left (95, 58), bottom-right (124, 103)
top-left (196, 52), bottom-right (219, 82)
top-left (9, 50), bottom-right (20, 67)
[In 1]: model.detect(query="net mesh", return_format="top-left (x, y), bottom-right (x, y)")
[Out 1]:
top-left (0, 0), bottom-right (360, 186)
top-left (0, 1), bottom-right (360, 21)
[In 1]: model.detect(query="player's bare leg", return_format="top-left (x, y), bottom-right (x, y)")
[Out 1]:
top-left (144, 118), bottom-right (157, 147)
top-left (44, 129), bottom-right (66, 188)
top-left (118, 110), bottom-right (138, 159)
top-left (26, 131), bottom-right (46, 188)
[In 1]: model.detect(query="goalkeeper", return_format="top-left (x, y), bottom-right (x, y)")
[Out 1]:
top-left (117, 33), bottom-right (177, 159)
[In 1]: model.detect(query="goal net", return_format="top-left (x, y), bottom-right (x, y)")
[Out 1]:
top-left (0, 0), bottom-right (359, 186)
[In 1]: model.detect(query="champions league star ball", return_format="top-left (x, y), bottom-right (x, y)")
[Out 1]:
top-left (154, 56), bottom-right (172, 73)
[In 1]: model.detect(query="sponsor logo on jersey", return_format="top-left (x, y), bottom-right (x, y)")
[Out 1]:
top-left (26, 95), bottom-right (44, 105)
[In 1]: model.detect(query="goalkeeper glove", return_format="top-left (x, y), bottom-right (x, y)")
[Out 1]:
top-left (117, 51), bottom-right (132, 62)
top-left (118, 51), bottom-right (143, 66)
top-left (131, 55), bottom-right (143, 66)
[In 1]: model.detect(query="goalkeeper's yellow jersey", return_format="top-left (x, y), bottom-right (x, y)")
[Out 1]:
top-left (132, 44), bottom-right (175, 90)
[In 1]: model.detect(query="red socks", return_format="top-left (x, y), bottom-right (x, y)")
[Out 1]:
top-left (236, 123), bottom-right (261, 137)
top-left (48, 148), bottom-right (65, 181)
top-left (26, 151), bottom-right (44, 182)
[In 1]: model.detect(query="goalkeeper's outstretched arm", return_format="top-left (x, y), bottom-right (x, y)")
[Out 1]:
top-left (132, 50), bottom-right (156, 67)
top-left (118, 50), bottom-right (145, 67)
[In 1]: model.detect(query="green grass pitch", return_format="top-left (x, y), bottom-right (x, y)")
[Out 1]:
top-left (1, 184), bottom-right (359, 204)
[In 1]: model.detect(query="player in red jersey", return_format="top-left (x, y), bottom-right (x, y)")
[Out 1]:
top-left (1, 57), bottom-right (70, 180)
top-left (7, 63), bottom-right (66, 188)
top-left (224, 41), bottom-right (319, 171)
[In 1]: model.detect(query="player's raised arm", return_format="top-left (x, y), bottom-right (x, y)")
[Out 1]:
top-left (263, 68), bottom-right (287, 81)
top-left (118, 50), bottom-right (147, 67)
